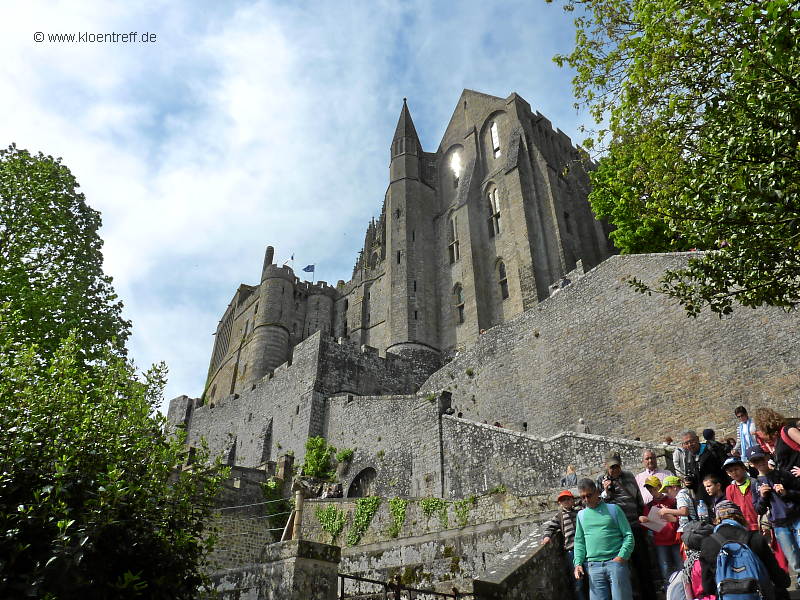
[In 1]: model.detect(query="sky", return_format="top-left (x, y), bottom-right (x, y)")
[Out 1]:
top-left (1, 0), bottom-right (589, 407)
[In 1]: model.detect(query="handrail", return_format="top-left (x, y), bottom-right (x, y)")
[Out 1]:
top-left (338, 572), bottom-right (473, 599)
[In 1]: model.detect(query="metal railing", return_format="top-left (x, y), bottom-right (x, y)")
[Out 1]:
top-left (338, 573), bottom-right (473, 600)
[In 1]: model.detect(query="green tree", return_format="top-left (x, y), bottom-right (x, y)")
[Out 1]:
top-left (551, 0), bottom-right (800, 315)
top-left (0, 310), bottom-right (227, 599)
top-left (0, 144), bottom-right (130, 359)
top-left (0, 147), bottom-right (227, 598)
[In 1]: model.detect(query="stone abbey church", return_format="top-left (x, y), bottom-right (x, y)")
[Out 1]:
top-left (168, 89), bottom-right (799, 501)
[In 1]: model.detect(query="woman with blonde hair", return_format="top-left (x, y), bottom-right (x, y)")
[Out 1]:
top-left (560, 464), bottom-right (577, 487)
top-left (754, 407), bottom-right (800, 476)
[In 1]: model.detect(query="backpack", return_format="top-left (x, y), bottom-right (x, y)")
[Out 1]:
top-left (712, 531), bottom-right (774, 600)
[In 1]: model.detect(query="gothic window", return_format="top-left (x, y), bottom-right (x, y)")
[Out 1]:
top-left (487, 188), bottom-right (501, 237)
top-left (490, 122), bottom-right (501, 157)
top-left (369, 252), bottom-right (380, 269)
top-left (453, 284), bottom-right (465, 324)
top-left (448, 217), bottom-right (460, 264)
top-left (497, 260), bottom-right (509, 300)
top-left (450, 151), bottom-right (462, 189)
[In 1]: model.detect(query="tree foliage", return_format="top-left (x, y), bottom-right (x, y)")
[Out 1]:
top-left (0, 147), bottom-right (227, 598)
top-left (0, 310), bottom-right (227, 599)
top-left (0, 144), bottom-right (130, 359)
top-left (552, 0), bottom-right (800, 315)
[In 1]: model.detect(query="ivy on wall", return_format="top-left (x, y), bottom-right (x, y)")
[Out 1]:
top-left (346, 496), bottom-right (381, 546)
top-left (420, 497), bottom-right (449, 529)
top-left (315, 504), bottom-right (346, 544)
top-left (387, 498), bottom-right (408, 538)
top-left (453, 495), bottom-right (476, 528)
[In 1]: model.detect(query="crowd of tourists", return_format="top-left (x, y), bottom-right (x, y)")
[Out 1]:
top-left (541, 406), bottom-right (800, 600)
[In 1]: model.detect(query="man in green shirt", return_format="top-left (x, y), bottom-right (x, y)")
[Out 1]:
top-left (573, 478), bottom-right (634, 600)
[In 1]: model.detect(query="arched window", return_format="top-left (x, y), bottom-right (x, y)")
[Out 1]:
top-left (450, 151), bottom-right (462, 189)
top-left (487, 188), bottom-right (501, 237)
top-left (497, 260), bottom-right (509, 300)
top-left (490, 122), bottom-right (501, 157)
top-left (369, 251), bottom-right (380, 269)
top-left (448, 217), bottom-right (460, 264)
top-left (453, 284), bottom-right (465, 324)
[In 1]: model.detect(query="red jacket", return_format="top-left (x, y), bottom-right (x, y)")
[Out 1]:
top-left (726, 478), bottom-right (759, 530)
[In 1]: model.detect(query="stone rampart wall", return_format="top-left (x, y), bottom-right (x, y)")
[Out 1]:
top-left (441, 417), bottom-right (673, 498)
top-left (421, 252), bottom-right (800, 442)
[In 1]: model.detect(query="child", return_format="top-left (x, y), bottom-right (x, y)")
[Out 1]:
top-left (659, 475), bottom-right (700, 532)
top-left (723, 456), bottom-right (759, 530)
top-left (640, 475), bottom-right (682, 590)
top-left (542, 490), bottom-right (584, 600)
top-left (702, 474), bottom-right (726, 513)
top-left (748, 446), bottom-right (800, 588)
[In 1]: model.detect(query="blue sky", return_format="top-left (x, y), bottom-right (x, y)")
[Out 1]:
top-left (1, 1), bottom-right (589, 406)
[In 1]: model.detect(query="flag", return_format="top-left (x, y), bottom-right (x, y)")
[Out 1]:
top-left (302, 265), bottom-right (315, 273)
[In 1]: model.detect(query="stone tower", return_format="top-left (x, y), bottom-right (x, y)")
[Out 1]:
top-left (384, 99), bottom-right (440, 360)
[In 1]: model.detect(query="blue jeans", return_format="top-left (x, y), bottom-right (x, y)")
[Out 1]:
top-left (654, 544), bottom-right (683, 588)
top-left (567, 550), bottom-right (586, 600)
top-left (774, 517), bottom-right (800, 583)
top-left (586, 560), bottom-right (633, 600)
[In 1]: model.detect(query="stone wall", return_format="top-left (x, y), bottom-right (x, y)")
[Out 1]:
top-left (441, 417), bottom-right (673, 498)
top-left (324, 393), bottom-right (446, 498)
top-left (170, 331), bottom-right (441, 469)
top-left (473, 530), bottom-right (571, 600)
top-left (301, 492), bottom-right (558, 594)
top-left (301, 492), bottom-right (556, 547)
top-left (421, 252), bottom-right (800, 442)
top-left (207, 540), bottom-right (340, 600)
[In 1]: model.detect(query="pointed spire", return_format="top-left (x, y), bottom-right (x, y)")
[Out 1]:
top-left (393, 97), bottom-right (420, 143)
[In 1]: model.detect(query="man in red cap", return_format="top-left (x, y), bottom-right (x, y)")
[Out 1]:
top-left (542, 490), bottom-right (584, 599)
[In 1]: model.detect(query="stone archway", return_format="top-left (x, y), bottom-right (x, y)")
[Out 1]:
top-left (347, 467), bottom-right (377, 498)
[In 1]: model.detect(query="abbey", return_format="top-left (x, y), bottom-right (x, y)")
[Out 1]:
top-left (201, 89), bottom-right (614, 406)
top-left (169, 89), bottom-right (798, 497)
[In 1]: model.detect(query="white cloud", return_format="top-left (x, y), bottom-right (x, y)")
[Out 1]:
top-left (0, 0), bottom-right (588, 407)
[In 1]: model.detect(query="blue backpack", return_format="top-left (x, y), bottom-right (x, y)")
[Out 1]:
top-left (712, 532), bottom-right (774, 600)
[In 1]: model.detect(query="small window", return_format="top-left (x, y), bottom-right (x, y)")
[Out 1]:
top-left (413, 280), bottom-right (417, 292)
top-left (295, 405), bottom-right (299, 415)
top-left (414, 310), bottom-right (418, 320)
top-left (564, 211), bottom-right (572, 234)
top-left (412, 230), bottom-right (416, 242)
top-left (448, 217), bottom-right (460, 264)
top-left (397, 251), bottom-right (401, 264)
top-left (453, 284), bottom-right (465, 324)
top-left (490, 122), bottom-right (501, 157)
top-left (254, 303), bottom-right (258, 314)
top-left (498, 261), bottom-right (509, 300)
top-left (487, 189), bottom-right (501, 237)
